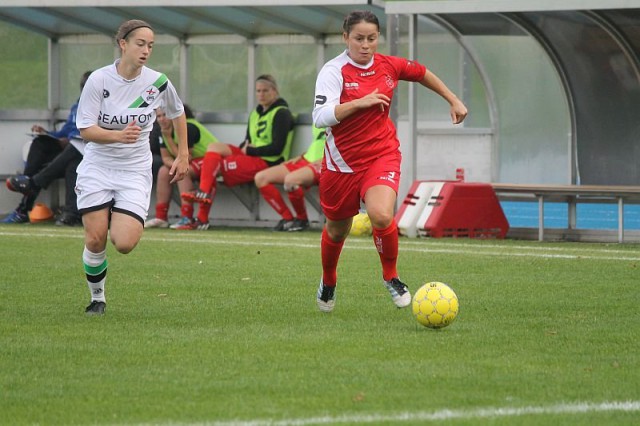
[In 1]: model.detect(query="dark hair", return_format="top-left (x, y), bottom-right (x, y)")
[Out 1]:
top-left (183, 104), bottom-right (194, 119)
top-left (342, 10), bottom-right (379, 34)
top-left (80, 70), bottom-right (92, 89)
top-left (115, 19), bottom-right (153, 45)
top-left (256, 74), bottom-right (279, 93)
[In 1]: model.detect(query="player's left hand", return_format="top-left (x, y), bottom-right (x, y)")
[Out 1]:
top-left (169, 155), bottom-right (190, 184)
top-left (450, 100), bottom-right (468, 124)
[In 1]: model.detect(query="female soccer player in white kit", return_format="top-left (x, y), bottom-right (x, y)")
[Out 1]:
top-left (76, 20), bottom-right (190, 315)
top-left (312, 10), bottom-right (468, 312)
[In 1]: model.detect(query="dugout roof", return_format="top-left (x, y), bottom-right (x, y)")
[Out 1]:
top-left (0, 1), bottom-right (387, 40)
top-left (1, 0), bottom-right (640, 185)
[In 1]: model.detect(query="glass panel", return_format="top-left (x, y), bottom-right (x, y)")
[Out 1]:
top-left (468, 35), bottom-right (570, 183)
top-left (324, 43), bottom-right (346, 63)
top-left (149, 44), bottom-right (181, 95)
top-left (388, 16), bottom-right (490, 127)
top-left (463, 53), bottom-right (491, 129)
top-left (188, 44), bottom-right (247, 112)
top-left (416, 35), bottom-right (464, 124)
top-left (0, 22), bottom-right (47, 108)
top-left (256, 44), bottom-right (317, 113)
top-left (59, 44), bottom-right (114, 108)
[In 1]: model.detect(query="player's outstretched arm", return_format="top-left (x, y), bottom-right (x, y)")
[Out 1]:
top-left (419, 69), bottom-right (468, 124)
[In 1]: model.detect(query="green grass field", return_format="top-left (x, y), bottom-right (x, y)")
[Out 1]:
top-left (1, 225), bottom-right (639, 425)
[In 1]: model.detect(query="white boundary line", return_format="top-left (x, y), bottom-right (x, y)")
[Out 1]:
top-left (2, 230), bottom-right (640, 261)
top-left (140, 400), bottom-right (640, 425)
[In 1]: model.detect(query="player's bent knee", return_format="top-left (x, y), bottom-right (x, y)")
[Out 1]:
top-left (111, 238), bottom-right (138, 254)
top-left (158, 165), bottom-right (171, 179)
top-left (254, 171), bottom-right (267, 187)
top-left (325, 223), bottom-right (351, 242)
top-left (368, 210), bottom-right (394, 229)
top-left (84, 231), bottom-right (108, 253)
top-left (85, 239), bottom-right (107, 254)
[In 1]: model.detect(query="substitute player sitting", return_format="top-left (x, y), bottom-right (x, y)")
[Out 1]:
top-left (254, 125), bottom-right (325, 232)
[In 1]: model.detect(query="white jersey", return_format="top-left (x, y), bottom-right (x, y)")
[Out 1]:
top-left (77, 60), bottom-right (184, 171)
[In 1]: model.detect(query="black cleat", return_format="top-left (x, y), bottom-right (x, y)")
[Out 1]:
top-left (273, 219), bottom-right (294, 232)
top-left (56, 213), bottom-right (82, 227)
top-left (286, 219), bottom-right (309, 232)
top-left (85, 300), bottom-right (106, 316)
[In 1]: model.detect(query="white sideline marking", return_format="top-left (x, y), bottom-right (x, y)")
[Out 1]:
top-left (2, 230), bottom-right (640, 262)
top-left (153, 401), bottom-right (640, 425)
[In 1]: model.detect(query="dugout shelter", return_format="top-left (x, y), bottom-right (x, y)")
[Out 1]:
top-left (1, 0), bottom-right (639, 234)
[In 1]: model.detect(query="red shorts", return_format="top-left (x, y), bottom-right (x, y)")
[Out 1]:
top-left (189, 157), bottom-right (204, 177)
top-left (221, 145), bottom-right (270, 187)
top-left (283, 157), bottom-right (321, 186)
top-left (320, 151), bottom-right (401, 221)
top-left (308, 161), bottom-right (322, 186)
top-left (283, 157), bottom-right (310, 173)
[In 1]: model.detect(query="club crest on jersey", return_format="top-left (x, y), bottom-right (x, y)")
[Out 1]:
top-left (142, 85), bottom-right (158, 103)
top-left (128, 74), bottom-right (168, 109)
top-left (385, 75), bottom-right (395, 89)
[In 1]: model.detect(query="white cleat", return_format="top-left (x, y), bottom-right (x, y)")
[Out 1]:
top-left (383, 278), bottom-right (411, 308)
top-left (316, 280), bottom-right (336, 313)
top-left (144, 217), bottom-right (169, 228)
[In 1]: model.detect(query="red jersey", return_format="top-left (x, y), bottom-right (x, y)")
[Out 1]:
top-left (313, 51), bottom-right (426, 173)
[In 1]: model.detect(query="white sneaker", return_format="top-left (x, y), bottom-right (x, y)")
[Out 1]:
top-left (144, 217), bottom-right (169, 228)
top-left (170, 216), bottom-right (193, 229)
top-left (316, 280), bottom-right (336, 313)
top-left (383, 278), bottom-right (411, 308)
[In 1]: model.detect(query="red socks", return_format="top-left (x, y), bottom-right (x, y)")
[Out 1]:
top-left (196, 188), bottom-right (214, 223)
top-left (288, 187), bottom-right (308, 220)
top-left (199, 151), bottom-right (222, 194)
top-left (155, 202), bottom-right (169, 221)
top-left (196, 151), bottom-right (222, 224)
top-left (259, 184), bottom-right (293, 220)
top-left (321, 228), bottom-right (345, 286)
top-left (180, 203), bottom-right (194, 219)
top-left (321, 221), bottom-right (399, 286)
top-left (373, 222), bottom-right (399, 281)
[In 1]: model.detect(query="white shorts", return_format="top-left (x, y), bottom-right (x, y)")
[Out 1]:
top-left (75, 161), bottom-right (152, 224)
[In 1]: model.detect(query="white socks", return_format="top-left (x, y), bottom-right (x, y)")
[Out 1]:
top-left (83, 246), bottom-right (107, 303)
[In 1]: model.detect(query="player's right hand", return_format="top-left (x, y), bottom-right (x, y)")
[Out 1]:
top-left (120, 120), bottom-right (141, 144)
top-left (359, 88), bottom-right (390, 111)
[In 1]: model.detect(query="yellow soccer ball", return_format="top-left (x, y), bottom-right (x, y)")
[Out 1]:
top-left (412, 282), bottom-right (459, 329)
top-left (350, 212), bottom-right (372, 237)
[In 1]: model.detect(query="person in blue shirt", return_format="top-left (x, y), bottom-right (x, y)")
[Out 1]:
top-left (2, 71), bottom-right (92, 224)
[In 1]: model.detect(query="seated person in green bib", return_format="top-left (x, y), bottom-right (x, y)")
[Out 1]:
top-left (254, 126), bottom-right (325, 232)
top-left (145, 104), bottom-right (218, 229)
top-left (181, 74), bottom-right (295, 230)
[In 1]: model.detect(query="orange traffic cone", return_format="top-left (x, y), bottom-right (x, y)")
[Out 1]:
top-left (29, 203), bottom-right (54, 223)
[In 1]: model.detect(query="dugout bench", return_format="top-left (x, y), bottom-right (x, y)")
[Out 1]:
top-left (491, 184), bottom-right (640, 243)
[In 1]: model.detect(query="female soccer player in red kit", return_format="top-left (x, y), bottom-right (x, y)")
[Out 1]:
top-left (312, 10), bottom-right (468, 312)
